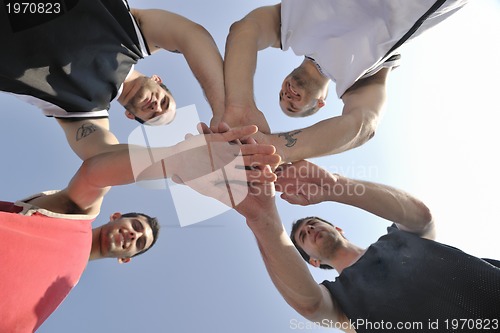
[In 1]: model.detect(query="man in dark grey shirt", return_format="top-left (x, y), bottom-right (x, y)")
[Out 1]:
top-left (202, 159), bottom-right (499, 332)
top-left (0, 0), bottom-right (224, 160)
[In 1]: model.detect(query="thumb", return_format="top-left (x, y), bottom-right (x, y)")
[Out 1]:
top-left (280, 192), bottom-right (305, 205)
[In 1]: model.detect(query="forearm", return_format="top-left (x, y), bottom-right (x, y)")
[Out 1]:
top-left (224, 20), bottom-right (261, 108)
top-left (78, 145), bottom-right (179, 189)
top-left (269, 112), bottom-right (377, 163)
top-left (330, 176), bottom-right (434, 235)
top-left (224, 5), bottom-right (280, 108)
top-left (246, 210), bottom-right (327, 318)
top-left (133, 9), bottom-right (225, 115)
top-left (181, 24), bottom-right (225, 116)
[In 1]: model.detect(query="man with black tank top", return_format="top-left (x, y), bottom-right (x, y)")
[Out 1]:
top-left (0, 0), bottom-right (225, 160)
top-left (214, 159), bottom-right (500, 333)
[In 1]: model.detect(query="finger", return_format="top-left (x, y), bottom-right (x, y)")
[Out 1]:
top-left (218, 122), bottom-right (231, 133)
top-left (197, 122), bottom-right (212, 135)
top-left (239, 143), bottom-right (276, 156)
top-left (217, 122), bottom-right (243, 145)
top-left (280, 193), bottom-right (308, 206)
top-left (239, 135), bottom-right (257, 145)
top-left (222, 125), bottom-right (258, 142)
top-left (240, 154), bottom-right (281, 169)
top-left (247, 165), bottom-right (277, 183)
top-left (222, 165), bottom-right (277, 183)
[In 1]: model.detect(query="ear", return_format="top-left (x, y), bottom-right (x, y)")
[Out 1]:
top-left (124, 110), bottom-right (135, 120)
top-left (308, 258), bottom-right (321, 268)
top-left (118, 257), bottom-right (131, 264)
top-left (110, 212), bottom-right (122, 221)
top-left (151, 74), bottom-right (162, 83)
top-left (317, 98), bottom-right (325, 109)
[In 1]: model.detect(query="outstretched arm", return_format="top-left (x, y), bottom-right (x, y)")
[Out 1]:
top-left (276, 160), bottom-right (436, 239)
top-left (253, 68), bottom-right (390, 163)
top-left (215, 169), bottom-right (347, 326)
top-left (222, 4), bottom-right (282, 133)
top-left (247, 202), bottom-right (349, 326)
top-left (60, 124), bottom-right (274, 213)
top-left (132, 9), bottom-right (225, 121)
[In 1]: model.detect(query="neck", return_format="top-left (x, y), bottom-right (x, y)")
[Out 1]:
top-left (327, 242), bottom-right (366, 274)
top-left (302, 58), bottom-right (330, 85)
top-left (89, 227), bottom-right (103, 261)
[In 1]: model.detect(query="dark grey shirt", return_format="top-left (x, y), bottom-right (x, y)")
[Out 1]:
top-left (322, 225), bottom-right (500, 332)
top-left (0, 0), bottom-right (149, 118)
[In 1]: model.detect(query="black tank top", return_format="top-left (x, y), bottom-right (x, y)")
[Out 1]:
top-left (0, 0), bottom-right (147, 113)
top-left (322, 225), bottom-right (500, 332)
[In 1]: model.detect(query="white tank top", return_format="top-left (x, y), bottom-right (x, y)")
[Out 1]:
top-left (281, 0), bottom-right (468, 97)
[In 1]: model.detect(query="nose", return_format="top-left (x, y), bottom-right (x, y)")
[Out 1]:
top-left (124, 230), bottom-right (142, 248)
top-left (151, 100), bottom-right (162, 112)
top-left (127, 230), bottom-right (136, 240)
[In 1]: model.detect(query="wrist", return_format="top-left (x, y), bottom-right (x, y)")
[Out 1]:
top-left (245, 206), bottom-right (280, 230)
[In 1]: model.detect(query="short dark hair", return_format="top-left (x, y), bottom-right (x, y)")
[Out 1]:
top-left (121, 212), bottom-right (160, 258)
top-left (158, 82), bottom-right (171, 94)
top-left (290, 216), bottom-right (334, 270)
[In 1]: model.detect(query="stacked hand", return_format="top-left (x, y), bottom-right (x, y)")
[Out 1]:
top-left (173, 122), bottom-right (281, 215)
top-left (275, 160), bottom-right (339, 206)
top-left (221, 105), bottom-right (271, 134)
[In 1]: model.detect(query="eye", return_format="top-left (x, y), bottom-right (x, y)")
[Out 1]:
top-left (132, 220), bottom-right (144, 232)
top-left (299, 230), bottom-right (305, 243)
top-left (136, 237), bottom-right (146, 251)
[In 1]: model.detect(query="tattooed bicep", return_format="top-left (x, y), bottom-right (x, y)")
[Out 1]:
top-left (76, 123), bottom-right (97, 141)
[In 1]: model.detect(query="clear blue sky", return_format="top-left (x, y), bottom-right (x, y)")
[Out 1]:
top-left (1, 1), bottom-right (498, 332)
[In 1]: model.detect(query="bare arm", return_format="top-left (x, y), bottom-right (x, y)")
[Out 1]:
top-left (222, 173), bottom-right (347, 327)
top-left (254, 68), bottom-right (390, 163)
top-left (132, 9), bottom-right (225, 119)
top-left (249, 209), bottom-right (348, 326)
top-left (222, 4), bottom-right (282, 133)
top-left (57, 118), bottom-right (130, 160)
top-left (59, 125), bottom-right (271, 213)
top-left (276, 160), bottom-right (436, 239)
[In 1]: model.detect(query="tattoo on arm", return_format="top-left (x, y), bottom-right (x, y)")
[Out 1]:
top-left (278, 130), bottom-right (302, 148)
top-left (76, 123), bottom-right (97, 141)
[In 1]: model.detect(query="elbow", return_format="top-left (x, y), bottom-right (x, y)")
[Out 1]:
top-left (421, 205), bottom-right (433, 226)
top-left (228, 19), bottom-right (247, 35)
top-left (188, 22), bottom-right (214, 44)
top-left (412, 201), bottom-right (436, 239)
top-left (418, 203), bottom-right (434, 229)
top-left (362, 111), bottom-right (379, 141)
top-left (292, 298), bottom-right (324, 321)
top-left (351, 112), bottom-right (379, 148)
top-left (227, 19), bottom-right (259, 44)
